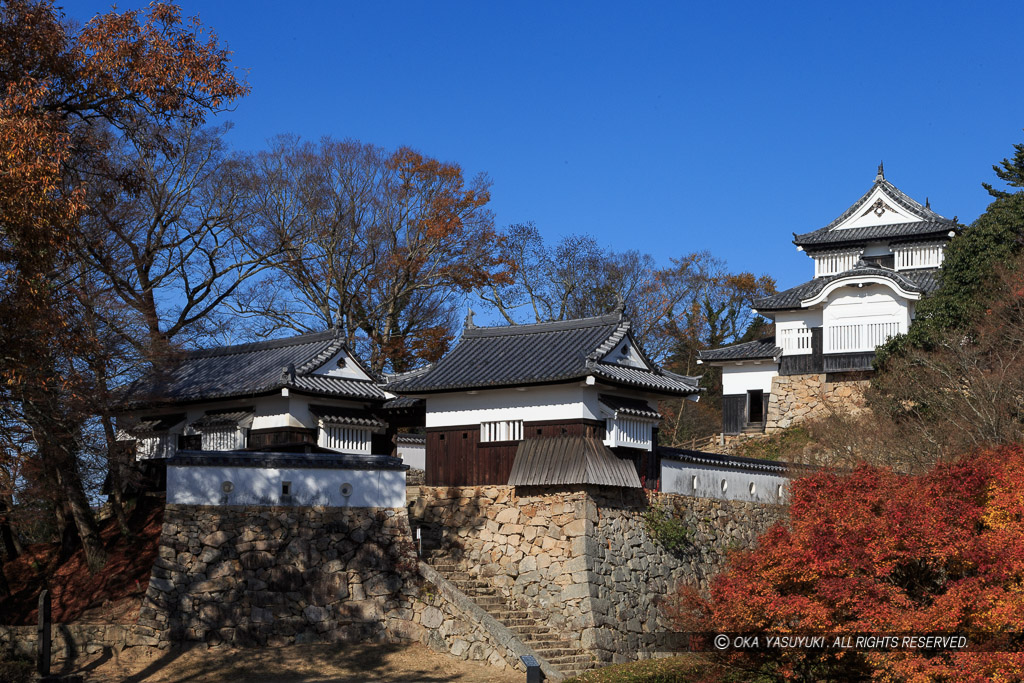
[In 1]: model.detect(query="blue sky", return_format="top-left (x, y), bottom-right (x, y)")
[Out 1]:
top-left (72, 1), bottom-right (1024, 293)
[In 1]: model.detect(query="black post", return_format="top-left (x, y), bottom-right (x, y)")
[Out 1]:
top-left (37, 589), bottom-right (51, 677)
top-left (521, 654), bottom-right (543, 682)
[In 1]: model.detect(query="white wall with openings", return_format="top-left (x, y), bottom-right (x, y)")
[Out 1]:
top-left (661, 459), bottom-right (789, 504)
top-left (167, 464), bottom-right (406, 508)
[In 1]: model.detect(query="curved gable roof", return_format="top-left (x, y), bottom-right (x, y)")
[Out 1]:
top-left (752, 265), bottom-right (935, 312)
top-left (793, 174), bottom-right (956, 249)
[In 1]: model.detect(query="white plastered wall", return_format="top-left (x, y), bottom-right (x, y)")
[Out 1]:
top-left (721, 363), bottom-right (778, 395)
top-left (661, 459), bottom-right (789, 504)
top-left (423, 384), bottom-right (664, 428)
top-left (822, 284), bottom-right (910, 328)
top-left (167, 464), bottom-right (406, 507)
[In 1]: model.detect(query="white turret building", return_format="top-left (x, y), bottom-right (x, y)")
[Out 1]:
top-left (699, 165), bottom-right (959, 435)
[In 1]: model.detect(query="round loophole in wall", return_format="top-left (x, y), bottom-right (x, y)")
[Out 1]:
top-left (221, 480), bottom-right (234, 494)
top-left (720, 479), bottom-right (728, 493)
top-left (749, 482), bottom-right (756, 495)
top-left (340, 482), bottom-right (354, 497)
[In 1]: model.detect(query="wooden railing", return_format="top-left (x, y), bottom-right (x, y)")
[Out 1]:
top-left (825, 321), bottom-right (902, 353)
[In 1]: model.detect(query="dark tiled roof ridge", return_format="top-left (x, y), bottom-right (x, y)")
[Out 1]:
top-left (175, 328), bottom-right (341, 360)
top-left (462, 312), bottom-right (622, 339)
top-left (795, 220), bottom-right (956, 248)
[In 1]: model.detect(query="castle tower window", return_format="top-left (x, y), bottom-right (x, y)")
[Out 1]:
top-left (480, 420), bottom-right (523, 443)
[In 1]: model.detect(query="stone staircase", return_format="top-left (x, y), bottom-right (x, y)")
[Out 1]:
top-left (427, 555), bottom-right (596, 678)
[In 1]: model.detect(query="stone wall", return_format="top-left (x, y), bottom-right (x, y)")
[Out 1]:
top-left (413, 485), bottom-right (786, 664)
top-left (764, 372), bottom-right (870, 433)
top-left (139, 504), bottom-right (420, 648)
top-left (413, 486), bottom-right (589, 648)
top-left (581, 490), bottom-right (784, 663)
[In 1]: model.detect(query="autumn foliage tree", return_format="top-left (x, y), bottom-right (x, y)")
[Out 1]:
top-left (0, 1), bottom-right (246, 571)
top-left (240, 136), bottom-right (510, 372)
top-left (675, 446), bottom-right (1024, 681)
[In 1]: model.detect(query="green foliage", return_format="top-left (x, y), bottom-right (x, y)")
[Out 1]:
top-left (643, 500), bottom-right (693, 554)
top-left (983, 130), bottom-right (1024, 198)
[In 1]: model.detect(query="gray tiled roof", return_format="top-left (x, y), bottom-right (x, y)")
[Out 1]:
top-left (170, 451), bottom-right (407, 470)
top-left (386, 313), bottom-right (699, 397)
top-left (793, 177), bottom-right (956, 248)
top-left (659, 447), bottom-right (822, 475)
top-left (308, 405), bottom-right (387, 429)
top-left (507, 436), bottom-right (642, 488)
top-left (121, 330), bottom-right (386, 408)
top-left (598, 394), bottom-right (661, 419)
top-left (753, 266), bottom-right (935, 312)
top-left (123, 413), bottom-right (186, 436)
top-left (192, 408), bottom-right (253, 429)
top-left (698, 337), bottom-right (781, 363)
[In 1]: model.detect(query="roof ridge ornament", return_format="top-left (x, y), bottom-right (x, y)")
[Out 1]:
top-left (876, 161), bottom-right (885, 182)
top-left (613, 294), bottom-right (625, 318)
top-left (464, 308), bottom-right (476, 329)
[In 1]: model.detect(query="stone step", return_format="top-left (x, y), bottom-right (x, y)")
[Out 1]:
top-left (545, 655), bottom-right (595, 665)
top-left (473, 596), bottom-right (505, 605)
top-left (450, 581), bottom-right (493, 593)
top-left (503, 618), bottom-right (537, 626)
top-left (533, 647), bottom-right (576, 657)
top-left (507, 626), bottom-right (557, 638)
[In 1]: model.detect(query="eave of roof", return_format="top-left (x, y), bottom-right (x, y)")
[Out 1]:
top-left (698, 337), bottom-right (781, 363)
top-left (659, 447), bottom-right (823, 476)
top-left (169, 450), bottom-right (407, 471)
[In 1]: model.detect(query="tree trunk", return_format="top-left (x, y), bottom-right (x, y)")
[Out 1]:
top-left (0, 498), bottom-right (20, 561)
top-left (53, 451), bottom-right (106, 571)
top-left (0, 552), bottom-right (10, 598)
top-left (99, 414), bottom-right (130, 538)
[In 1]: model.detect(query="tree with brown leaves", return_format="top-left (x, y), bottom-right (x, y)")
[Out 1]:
top-left (239, 136), bottom-right (510, 373)
top-left (0, 0), bottom-right (247, 571)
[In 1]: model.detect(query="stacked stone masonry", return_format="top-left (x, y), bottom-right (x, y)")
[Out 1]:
top-left (765, 372), bottom-right (870, 433)
top-left (132, 504), bottom-right (530, 674)
top-left (139, 505), bottom-right (422, 648)
top-left (413, 485), bottom-right (786, 664)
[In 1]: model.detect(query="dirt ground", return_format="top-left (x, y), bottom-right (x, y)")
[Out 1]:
top-left (58, 641), bottom-right (522, 683)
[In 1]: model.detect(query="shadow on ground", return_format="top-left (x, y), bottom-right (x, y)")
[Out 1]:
top-left (74, 641), bottom-right (518, 683)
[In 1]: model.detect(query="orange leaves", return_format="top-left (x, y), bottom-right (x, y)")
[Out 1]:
top-left (685, 446), bottom-right (1024, 680)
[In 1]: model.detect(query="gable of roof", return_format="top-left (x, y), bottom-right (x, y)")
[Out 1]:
top-left (120, 330), bottom-right (386, 408)
top-left (386, 312), bottom-right (699, 396)
top-left (698, 336), bottom-right (781, 363)
top-left (752, 265), bottom-right (936, 312)
top-left (793, 175), bottom-right (957, 248)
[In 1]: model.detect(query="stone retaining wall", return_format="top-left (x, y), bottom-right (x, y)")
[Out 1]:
top-left (765, 372), bottom-right (870, 433)
top-left (139, 504), bottom-right (420, 648)
top-left (0, 623), bottom-right (153, 661)
top-left (413, 485), bottom-right (786, 664)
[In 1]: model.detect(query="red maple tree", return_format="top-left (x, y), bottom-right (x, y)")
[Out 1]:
top-left (674, 446), bottom-right (1024, 681)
